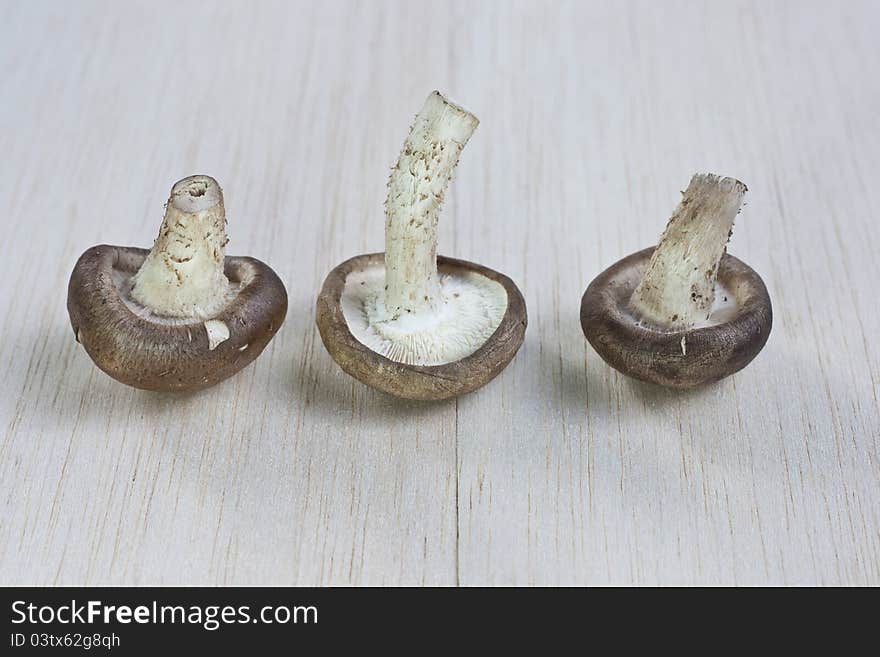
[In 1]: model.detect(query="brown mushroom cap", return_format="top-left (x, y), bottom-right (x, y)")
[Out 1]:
top-left (67, 245), bottom-right (287, 392)
top-left (316, 253), bottom-right (527, 401)
top-left (581, 247), bottom-right (771, 388)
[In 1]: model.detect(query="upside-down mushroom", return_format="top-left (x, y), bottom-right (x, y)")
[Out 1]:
top-left (68, 175), bottom-right (287, 391)
top-left (580, 173), bottom-right (771, 388)
top-left (316, 91), bottom-right (527, 400)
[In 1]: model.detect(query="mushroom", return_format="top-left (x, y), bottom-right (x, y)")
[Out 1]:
top-left (580, 173), bottom-right (772, 388)
top-left (316, 91), bottom-right (527, 400)
top-left (67, 175), bottom-right (288, 391)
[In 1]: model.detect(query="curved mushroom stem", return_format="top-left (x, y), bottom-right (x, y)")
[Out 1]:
top-left (383, 91), bottom-right (479, 321)
top-left (630, 173), bottom-right (747, 329)
top-left (130, 175), bottom-right (231, 319)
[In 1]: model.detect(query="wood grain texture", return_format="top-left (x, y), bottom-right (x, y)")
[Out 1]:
top-left (0, 0), bottom-right (877, 586)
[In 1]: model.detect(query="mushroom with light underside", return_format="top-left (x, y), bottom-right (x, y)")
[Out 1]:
top-left (580, 173), bottom-right (772, 388)
top-left (316, 91), bottom-right (527, 400)
top-left (67, 175), bottom-right (288, 391)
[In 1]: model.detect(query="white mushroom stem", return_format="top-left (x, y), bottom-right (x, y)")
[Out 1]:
top-left (130, 175), bottom-right (231, 319)
top-left (383, 91), bottom-right (479, 320)
top-left (630, 173), bottom-right (747, 329)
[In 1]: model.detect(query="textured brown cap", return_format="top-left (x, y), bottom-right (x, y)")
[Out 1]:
top-left (68, 245), bottom-right (287, 392)
top-left (581, 247), bottom-right (771, 388)
top-left (316, 253), bottom-right (527, 401)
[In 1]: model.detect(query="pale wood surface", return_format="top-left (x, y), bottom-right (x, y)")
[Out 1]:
top-left (1, 0), bottom-right (878, 586)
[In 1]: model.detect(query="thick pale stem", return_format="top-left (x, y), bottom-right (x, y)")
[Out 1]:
top-left (130, 175), bottom-right (231, 319)
top-left (630, 173), bottom-right (747, 328)
top-left (383, 91), bottom-right (479, 320)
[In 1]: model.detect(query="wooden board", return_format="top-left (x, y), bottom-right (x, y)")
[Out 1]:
top-left (1, 0), bottom-right (877, 585)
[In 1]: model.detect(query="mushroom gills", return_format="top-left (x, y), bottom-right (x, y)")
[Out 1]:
top-left (341, 262), bottom-right (507, 366)
top-left (623, 278), bottom-right (740, 331)
top-left (110, 259), bottom-right (248, 326)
